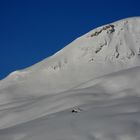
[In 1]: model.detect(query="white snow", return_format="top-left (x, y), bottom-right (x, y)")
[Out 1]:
top-left (0, 17), bottom-right (140, 140)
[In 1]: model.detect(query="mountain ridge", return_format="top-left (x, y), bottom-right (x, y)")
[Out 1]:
top-left (1, 17), bottom-right (140, 94)
top-left (1, 17), bottom-right (140, 140)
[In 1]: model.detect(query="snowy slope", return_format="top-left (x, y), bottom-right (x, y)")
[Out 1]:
top-left (1, 66), bottom-right (140, 140)
top-left (1, 17), bottom-right (140, 96)
top-left (0, 17), bottom-right (140, 140)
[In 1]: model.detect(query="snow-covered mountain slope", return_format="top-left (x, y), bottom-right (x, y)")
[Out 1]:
top-left (1, 66), bottom-right (140, 140)
top-left (1, 17), bottom-right (140, 97)
top-left (0, 17), bottom-right (140, 140)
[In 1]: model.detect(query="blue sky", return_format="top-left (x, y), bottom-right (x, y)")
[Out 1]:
top-left (0, 0), bottom-right (140, 79)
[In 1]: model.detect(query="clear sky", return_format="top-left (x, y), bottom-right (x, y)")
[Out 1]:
top-left (0, 0), bottom-right (140, 79)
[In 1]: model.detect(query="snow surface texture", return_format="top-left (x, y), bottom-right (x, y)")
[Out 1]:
top-left (0, 17), bottom-right (140, 140)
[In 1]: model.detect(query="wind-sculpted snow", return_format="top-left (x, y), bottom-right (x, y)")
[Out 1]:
top-left (0, 17), bottom-right (140, 140)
